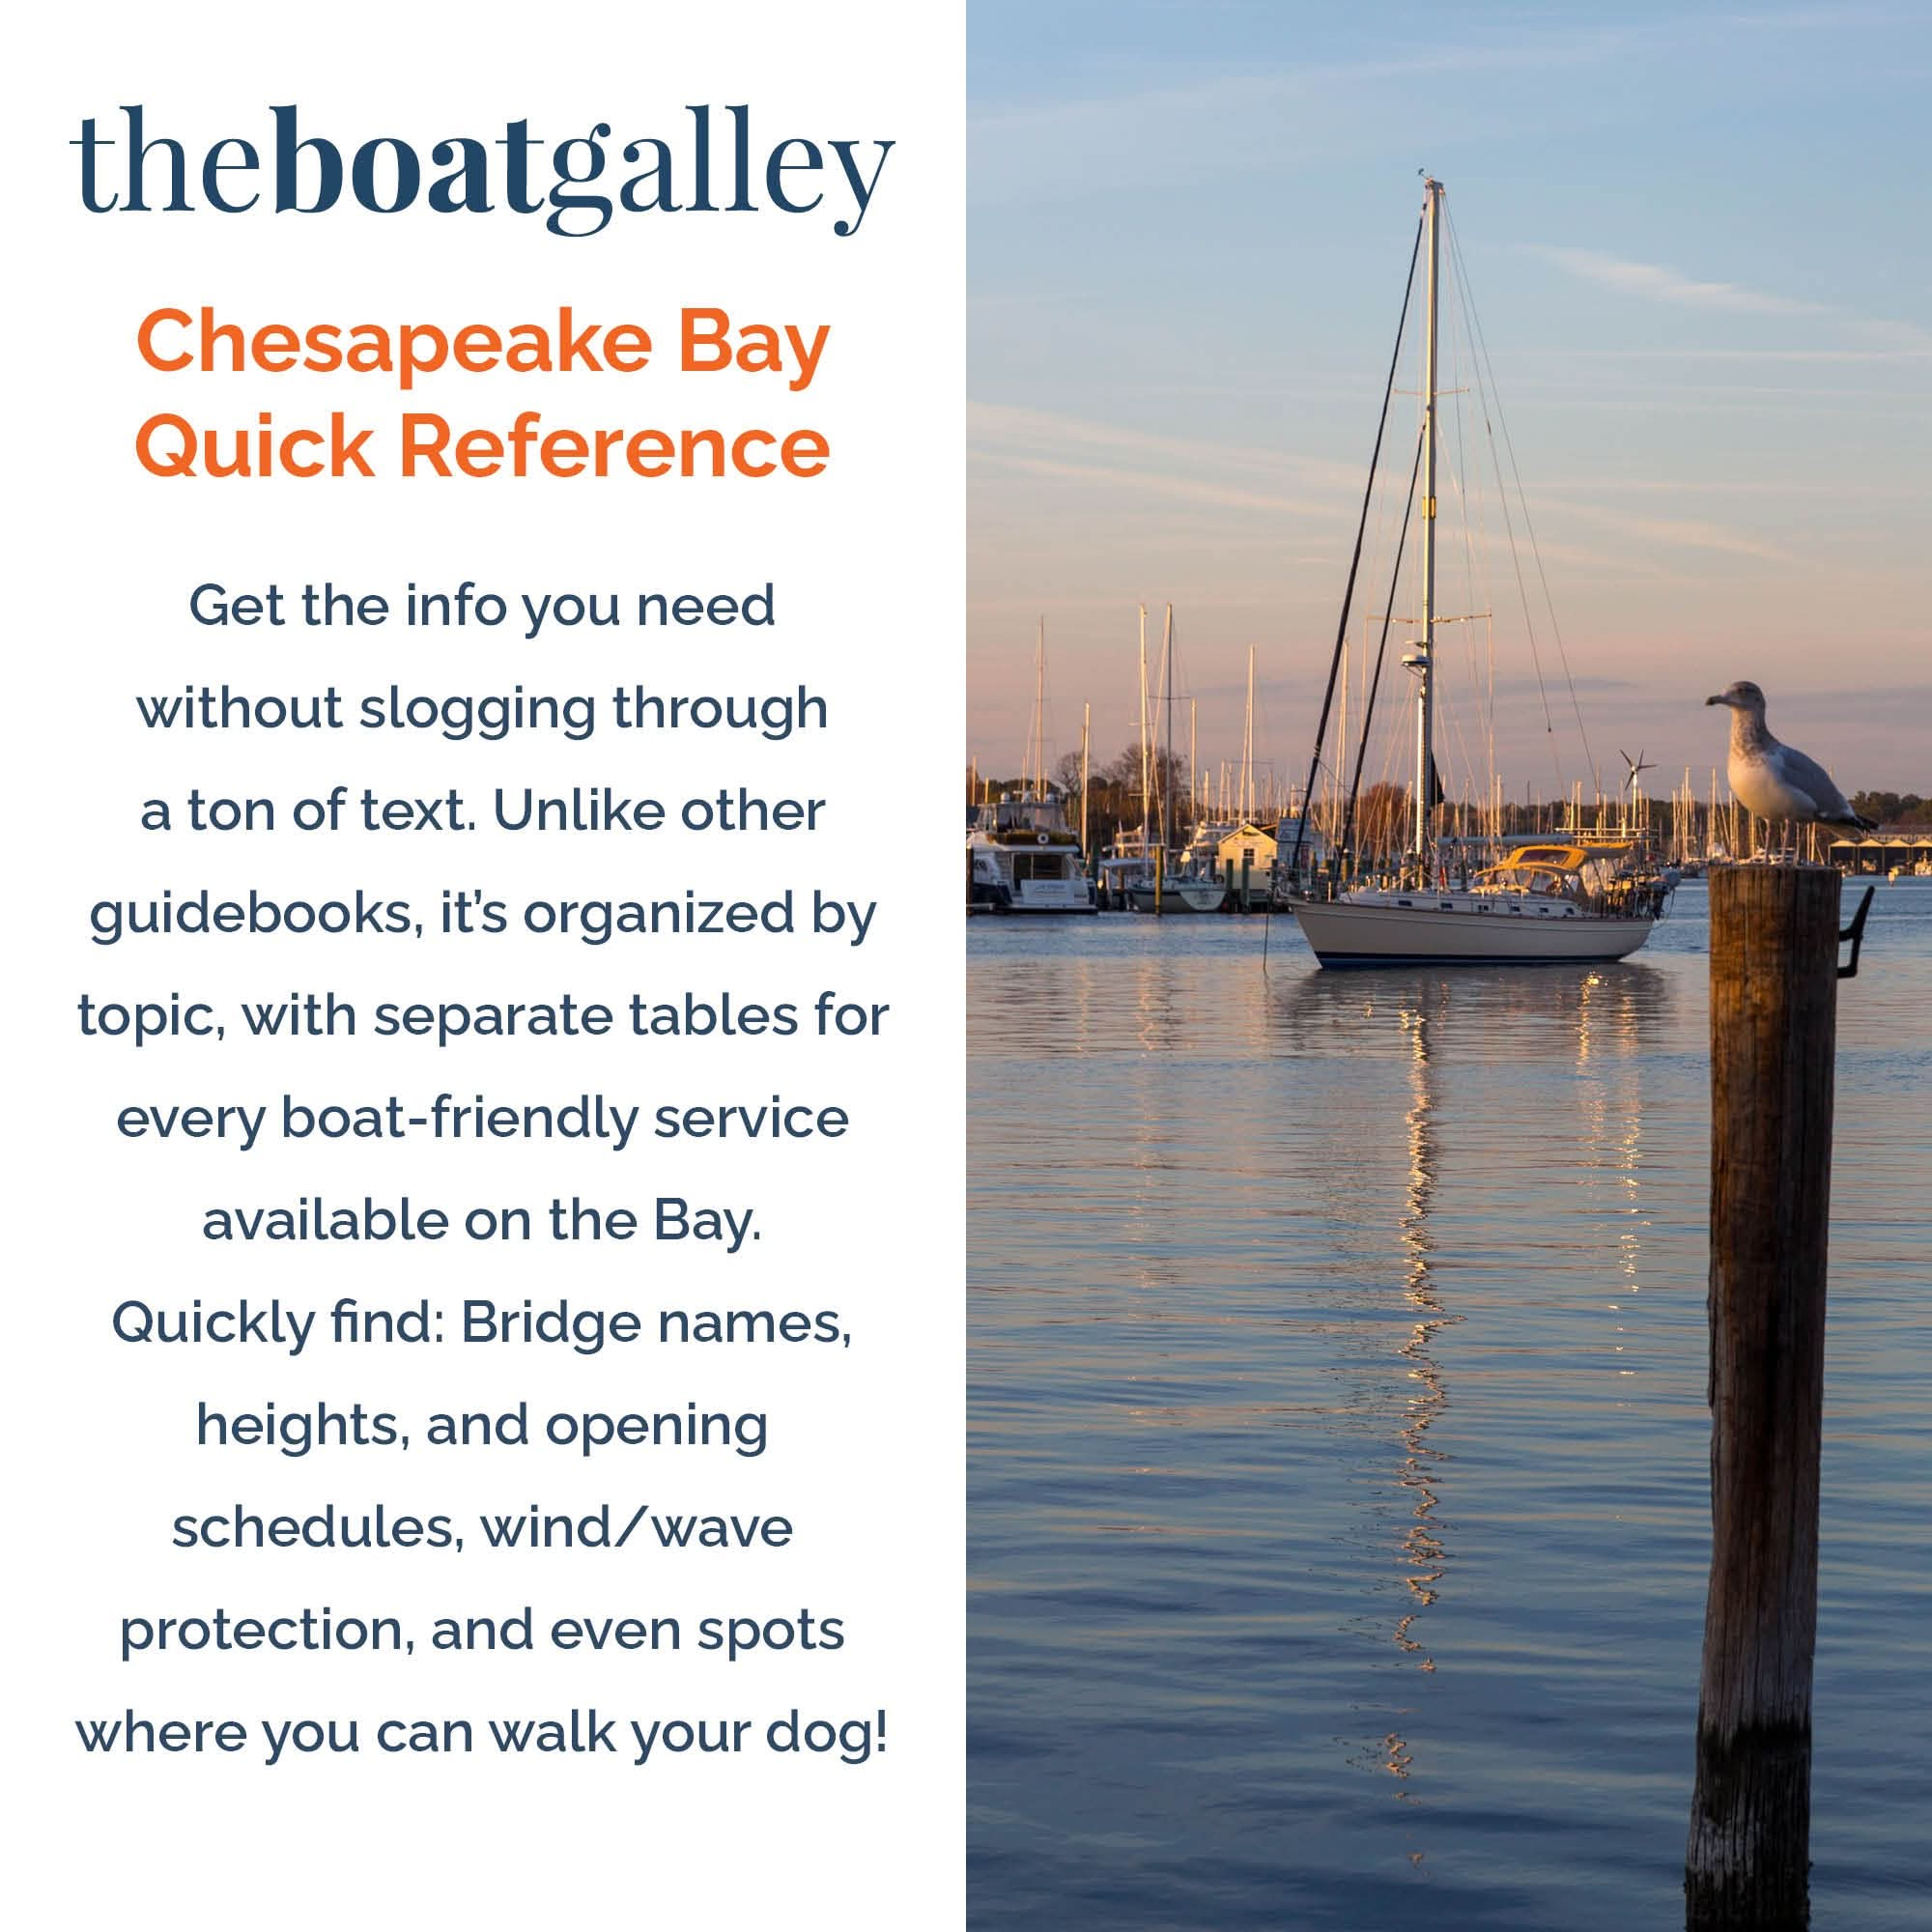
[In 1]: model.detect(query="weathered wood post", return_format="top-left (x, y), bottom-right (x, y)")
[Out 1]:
top-left (1687, 863), bottom-right (1842, 1930)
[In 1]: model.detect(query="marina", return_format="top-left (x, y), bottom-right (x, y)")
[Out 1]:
top-left (969, 883), bottom-right (1932, 1930)
top-left (969, 183), bottom-right (1890, 954)
top-left (965, 106), bottom-right (1928, 1925)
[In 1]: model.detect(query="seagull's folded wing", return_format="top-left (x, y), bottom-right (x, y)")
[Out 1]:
top-left (1770, 743), bottom-right (1853, 820)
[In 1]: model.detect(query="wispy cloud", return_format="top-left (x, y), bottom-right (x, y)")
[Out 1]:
top-left (1581, 346), bottom-right (1932, 360)
top-left (1529, 245), bottom-right (1829, 316)
top-left (1528, 249), bottom-right (1932, 365)
top-left (972, 400), bottom-right (1790, 563)
top-left (1556, 499), bottom-right (1789, 562)
top-left (969, 401), bottom-right (1391, 517)
top-left (968, 9), bottom-right (1882, 207)
top-left (1841, 316), bottom-right (1932, 351)
top-left (968, 28), bottom-right (1642, 204)
top-left (1538, 475), bottom-right (1853, 496)
top-left (975, 449), bottom-right (1334, 519)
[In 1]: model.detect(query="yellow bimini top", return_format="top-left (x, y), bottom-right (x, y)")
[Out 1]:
top-left (1492, 843), bottom-right (1591, 874)
top-left (1475, 842), bottom-right (1634, 897)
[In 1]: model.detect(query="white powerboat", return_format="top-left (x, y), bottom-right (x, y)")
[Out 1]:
top-left (969, 796), bottom-right (1095, 914)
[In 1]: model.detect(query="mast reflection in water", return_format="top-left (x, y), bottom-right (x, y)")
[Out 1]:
top-left (1389, 1002), bottom-right (1452, 1779)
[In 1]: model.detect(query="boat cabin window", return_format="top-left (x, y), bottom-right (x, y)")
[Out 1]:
top-left (1010, 852), bottom-right (1066, 883)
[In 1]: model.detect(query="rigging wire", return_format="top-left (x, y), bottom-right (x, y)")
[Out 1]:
top-left (1441, 211), bottom-right (1565, 800)
top-left (1443, 257), bottom-right (1506, 833)
top-left (1445, 273), bottom-right (1496, 828)
top-left (1435, 280), bottom-right (1485, 829)
top-left (1343, 421), bottom-right (1427, 864)
top-left (1267, 211), bottom-right (1424, 967)
top-left (1284, 212), bottom-right (1424, 890)
top-left (1445, 208), bottom-right (1596, 796)
top-left (1348, 381), bottom-right (1402, 841)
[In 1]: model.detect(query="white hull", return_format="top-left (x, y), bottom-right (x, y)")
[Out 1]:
top-left (1005, 893), bottom-right (1097, 916)
top-left (1007, 878), bottom-right (1096, 913)
top-left (1291, 895), bottom-right (1655, 966)
top-left (968, 819), bottom-right (1095, 914)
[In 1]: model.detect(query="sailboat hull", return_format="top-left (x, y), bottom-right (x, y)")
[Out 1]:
top-left (1126, 881), bottom-right (1228, 914)
top-left (1290, 895), bottom-right (1655, 966)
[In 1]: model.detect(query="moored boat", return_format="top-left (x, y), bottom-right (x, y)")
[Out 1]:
top-left (969, 618), bottom-right (1097, 913)
top-left (1125, 872), bottom-right (1228, 914)
top-left (969, 796), bottom-right (1096, 913)
top-left (1283, 178), bottom-right (1666, 968)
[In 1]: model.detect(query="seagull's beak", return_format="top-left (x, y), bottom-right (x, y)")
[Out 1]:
top-left (1705, 694), bottom-right (1727, 707)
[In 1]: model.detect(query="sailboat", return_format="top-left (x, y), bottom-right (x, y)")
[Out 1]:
top-left (1285, 178), bottom-right (1666, 967)
top-left (1126, 604), bottom-right (1229, 913)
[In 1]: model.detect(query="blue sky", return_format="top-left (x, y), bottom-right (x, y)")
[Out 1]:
top-left (968, 2), bottom-right (1931, 803)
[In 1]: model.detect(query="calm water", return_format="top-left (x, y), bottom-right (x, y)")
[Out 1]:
top-left (969, 880), bottom-right (1931, 1932)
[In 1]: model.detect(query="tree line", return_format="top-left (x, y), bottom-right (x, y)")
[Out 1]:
top-left (1849, 791), bottom-right (1932, 827)
top-left (969, 757), bottom-right (1932, 853)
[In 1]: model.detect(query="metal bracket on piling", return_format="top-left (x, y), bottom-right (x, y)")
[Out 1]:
top-left (1837, 885), bottom-right (1875, 980)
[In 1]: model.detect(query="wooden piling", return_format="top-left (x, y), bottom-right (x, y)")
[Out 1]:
top-left (1687, 863), bottom-right (1842, 1931)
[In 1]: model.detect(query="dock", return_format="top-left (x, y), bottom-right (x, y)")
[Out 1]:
top-left (1827, 829), bottom-right (1932, 873)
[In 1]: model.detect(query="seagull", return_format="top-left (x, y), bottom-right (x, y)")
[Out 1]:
top-left (1705, 680), bottom-right (1876, 830)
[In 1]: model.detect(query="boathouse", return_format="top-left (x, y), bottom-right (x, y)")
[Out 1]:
top-left (1826, 828), bottom-right (1932, 874)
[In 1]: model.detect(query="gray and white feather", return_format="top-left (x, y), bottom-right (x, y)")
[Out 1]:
top-left (1705, 680), bottom-right (1876, 831)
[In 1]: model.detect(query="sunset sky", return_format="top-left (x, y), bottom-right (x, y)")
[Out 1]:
top-left (967, 3), bottom-right (1930, 805)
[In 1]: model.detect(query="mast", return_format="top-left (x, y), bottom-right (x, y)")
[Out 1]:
top-left (1241, 645), bottom-right (1256, 825)
top-left (1033, 616), bottom-right (1045, 803)
top-left (1414, 174), bottom-right (1442, 864)
top-left (1080, 703), bottom-right (1091, 855)
top-left (1189, 698), bottom-right (1198, 833)
top-left (1335, 636), bottom-right (1348, 845)
top-left (1137, 604), bottom-right (1151, 854)
top-left (1161, 604), bottom-right (1175, 853)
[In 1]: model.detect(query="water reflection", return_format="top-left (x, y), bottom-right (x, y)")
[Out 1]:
top-left (971, 904), bottom-right (1929, 1932)
top-left (1268, 957), bottom-right (1672, 1054)
top-left (1340, 994), bottom-right (1460, 1850)
top-left (1266, 964), bottom-right (1672, 1821)
top-left (1316, 988), bottom-right (1456, 1824)
top-left (1394, 998), bottom-right (1451, 1664)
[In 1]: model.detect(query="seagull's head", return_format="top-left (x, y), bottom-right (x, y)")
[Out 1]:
top-left (1705, 679), bottom-right (1766, 713)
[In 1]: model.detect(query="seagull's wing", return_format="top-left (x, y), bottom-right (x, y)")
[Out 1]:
top-left (1768, 741), bottom-right (1855, 819)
